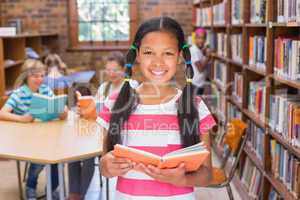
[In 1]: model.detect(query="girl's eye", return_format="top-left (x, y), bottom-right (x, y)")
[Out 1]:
top-left (165, 52), bottom-right (175, 56)
top-left (143, 51), bottom-right (153, 55)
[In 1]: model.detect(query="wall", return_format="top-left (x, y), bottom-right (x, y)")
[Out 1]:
top-left (0, 0), bottom-right (193, 85)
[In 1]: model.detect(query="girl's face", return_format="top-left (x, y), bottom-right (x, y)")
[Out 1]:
top-left (104, 61), bottom-right (125, 83)
top-left (27, 70), bottom-right (45, 92)
top-left (195, 33), bottom-right (206, 49)
top-left (137, 31), bottom-right (180, 85)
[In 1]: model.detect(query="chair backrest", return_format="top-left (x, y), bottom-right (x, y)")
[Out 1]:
top-left (221, 119), bottom-right (248, 182)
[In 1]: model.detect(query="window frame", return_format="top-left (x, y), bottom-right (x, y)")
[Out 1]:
top-left (68, 0), bottom-right (138, 51)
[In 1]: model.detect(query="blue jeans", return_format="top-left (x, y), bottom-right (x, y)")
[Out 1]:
top-left (26, 163), bottom-right (59, 191)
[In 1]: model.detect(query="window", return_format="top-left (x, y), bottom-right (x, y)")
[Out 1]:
top-left (68, 0), bottom-right (137, 50)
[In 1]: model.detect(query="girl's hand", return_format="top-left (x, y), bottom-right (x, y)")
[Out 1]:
top-left (100, 152), bottom-right (134, 177)
top-left (18, 114), bottom-right (34, 123)
top-left (136, 163), bottom-right (187, 187)
top-left (59, 106), bottom-right (68, 120)
top-left (77, 101), bottom-right (97, 120)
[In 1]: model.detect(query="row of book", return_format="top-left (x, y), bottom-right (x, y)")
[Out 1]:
top-left (274, 37), bottom-right (300, 81)
top-left (194, 7), bottom-right (212, 27)
top-left (248, 79), bottom-right (266, 121)
top-left (270, 139), bottom-right (300, 198)
top-left (246, 120), bottom-right (265, 161)
top-left (216, 33), bottom-right (227, 57)
top-left (240, 157), bottom-right (262, 198)
top-left (213, 1), bottom-right (225, 25)
top-left (268, 188), bottom-right (283, 200)
top-left (250, 0), bottom-right (267, 24)
top-left (232, 0), bottom-right (243, 24)
top-left (227, 102), bottom-right (242, 121)
top-left (211, 86), bottom-right (226, 123)
top-left (214, 61), bottom-right (227, 86)
top-left (277, 0), bottom-right (300, 24)
top-left (232, 72), bottom-right (243, 103)
top-left (249, 35), bottom-right (267, 72)
top-left (269, 93), bottom-right (300, 148)
top-left (231, 34), bottom-right (243, 63)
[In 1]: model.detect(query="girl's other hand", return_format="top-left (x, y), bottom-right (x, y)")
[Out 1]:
top-left (100, 152), bottom-right (134, 178)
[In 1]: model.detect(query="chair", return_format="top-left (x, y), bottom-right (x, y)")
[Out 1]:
top-left (208, 119), bottom-right (248, 200)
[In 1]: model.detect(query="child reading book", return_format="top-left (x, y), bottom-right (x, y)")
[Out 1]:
top-left (97, 17), bottom-right (216, 200)
top-left (77, 51), bottom-right (138, 120)
top-left (0, 59), bottom-right (68, 200)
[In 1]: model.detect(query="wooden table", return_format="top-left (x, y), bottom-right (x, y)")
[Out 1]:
top-left (0, 111), bottom-right (103, 200)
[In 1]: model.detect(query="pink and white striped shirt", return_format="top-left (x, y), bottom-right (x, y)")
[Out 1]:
top-left (97, 88), bottom-right (216, 200)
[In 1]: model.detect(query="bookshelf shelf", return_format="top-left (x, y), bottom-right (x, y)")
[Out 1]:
top-left (268, 129), bottom-right (300, 159)
top-left (243, 109), bottom-right (266, 130)
top-left (271, 75), bottom-right (300, 90)
top-left (0, 33), bottom-right (59, 108)
top-left (4, 60), bottom-right (24, 69)
top-left (193, 0), bottom-right (300, 198)
top-left (245, 23), bottom-right (267, 28)
top-left (244, 144), bottom-right (264, 173)
top-left (211, 53), bottom-right (227, 62)
top-left (265, 173), bottom-right (295, 200)
top-left (227, 59), bottom-right (243, 67)
top-left (244, 65), bottom-right (267, 76)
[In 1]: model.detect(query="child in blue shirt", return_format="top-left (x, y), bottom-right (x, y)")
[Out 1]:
top-left (0, 59), bottom-right (68, 200)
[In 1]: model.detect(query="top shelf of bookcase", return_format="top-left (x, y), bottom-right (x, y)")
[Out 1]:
top-left (194, 0), bottom-right (222, 8)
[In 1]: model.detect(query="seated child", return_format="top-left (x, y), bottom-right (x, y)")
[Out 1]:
top-left (0, 59), bottom-right (68, 200)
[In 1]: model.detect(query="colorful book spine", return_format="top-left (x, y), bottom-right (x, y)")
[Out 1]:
top-left (231, 34), bottom-right (243, 63)
top-left (269, 94), bottom-right (300, 148)
top-left (214, 61), bottom-right (227, 86)
top-left (217, 33), bottom-right (227, 57)
top-left (227, 102), bottom-right (242, 120)
top-left (249, 35), bottom-right (267, 71)
top-left (247, 120), bottom-right (265, 161)
top-left (270, 139), bottom-right (300, 198)
top-left (213, 2), bottom-right (226, 25)
top-left (277, 0), bottom-right (300, 24)
top-left (248, 79), bottom-right (266, 121)
top-left (250, 0), bottom-right (266, 23)
top-left (274, 37), bottom-right (300, 81)
top-left (195, 7), bottom-right (212, 26)
top-left (232, 72), bottom-right (243, 103)
top-left (232, 0), bottom-right (243, 24)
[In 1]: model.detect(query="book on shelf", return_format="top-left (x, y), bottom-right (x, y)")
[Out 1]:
top-left (274, 37), bottom-right (300, 81)
top-left (214, 61), bottom-right (227, 86)
top-left (269, 93), bottom-right (300, 147)
top-left (0, 27), bottom-right (16, 36)
top-left (233, 72), bottom-right (243, 103)
top-left (246, 120), bottom-right (264, 161)
top-left (195, 7), bottom-right (212, 26)
top-left (231, 34), bottom-right (243, 63)
top-left (248, 79), bottom-right (266, 121)
top-left (250, 0), bottom-right (267, 24)
top-left (227, 102), bottom-right (242, 120)
top-left (29, 93), bottom-right (67, 121)
top-left (240, 157), bottom-right (262, 198)
top-left (232, 0), bottom-right (244, 24)
top-left (277, 0), bottom-right (300, 24)
top-left (270, 139), bottom-right (300, 198)
top-left (216, 33), bottom-right (227, 57)
top-left (268, 188), bottom-right (283, 200)
top-left (213, 2), bottom-right (226, 25)
top-left (249, 35), bottom-right (267, 71)
top-left (207, 30), bottom-right (217, 52)
top-left (113, 142), bottom-right (210, 172)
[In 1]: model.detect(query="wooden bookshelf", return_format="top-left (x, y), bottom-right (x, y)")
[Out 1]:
top-left (193, 0), bottom-right (300, 199)
top-left (0, 33), bottom-right (59, 107)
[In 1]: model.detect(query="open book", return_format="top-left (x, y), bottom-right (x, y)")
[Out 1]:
top-left (29, 93), bottom-right (67, 121)
top-left (113, 142), bottom-right (210, 172)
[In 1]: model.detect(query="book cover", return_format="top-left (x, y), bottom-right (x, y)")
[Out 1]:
top-left (76, 91), bottom-right (102, 118)
top-left (29, 93), bottom-right (67, 121)
top-left (113, 143), bottom-right (210, 172)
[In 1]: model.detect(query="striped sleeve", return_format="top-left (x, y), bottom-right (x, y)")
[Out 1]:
top-left (197, 97), bottom-right (216, 134)
top-left (4, 92), bottom-right (19, 110)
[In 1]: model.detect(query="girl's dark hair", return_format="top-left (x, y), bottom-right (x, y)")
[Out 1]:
top-left (104, 51), bottom-right (126, 97)
top-left (106, 17), bottom-right (199, 151)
